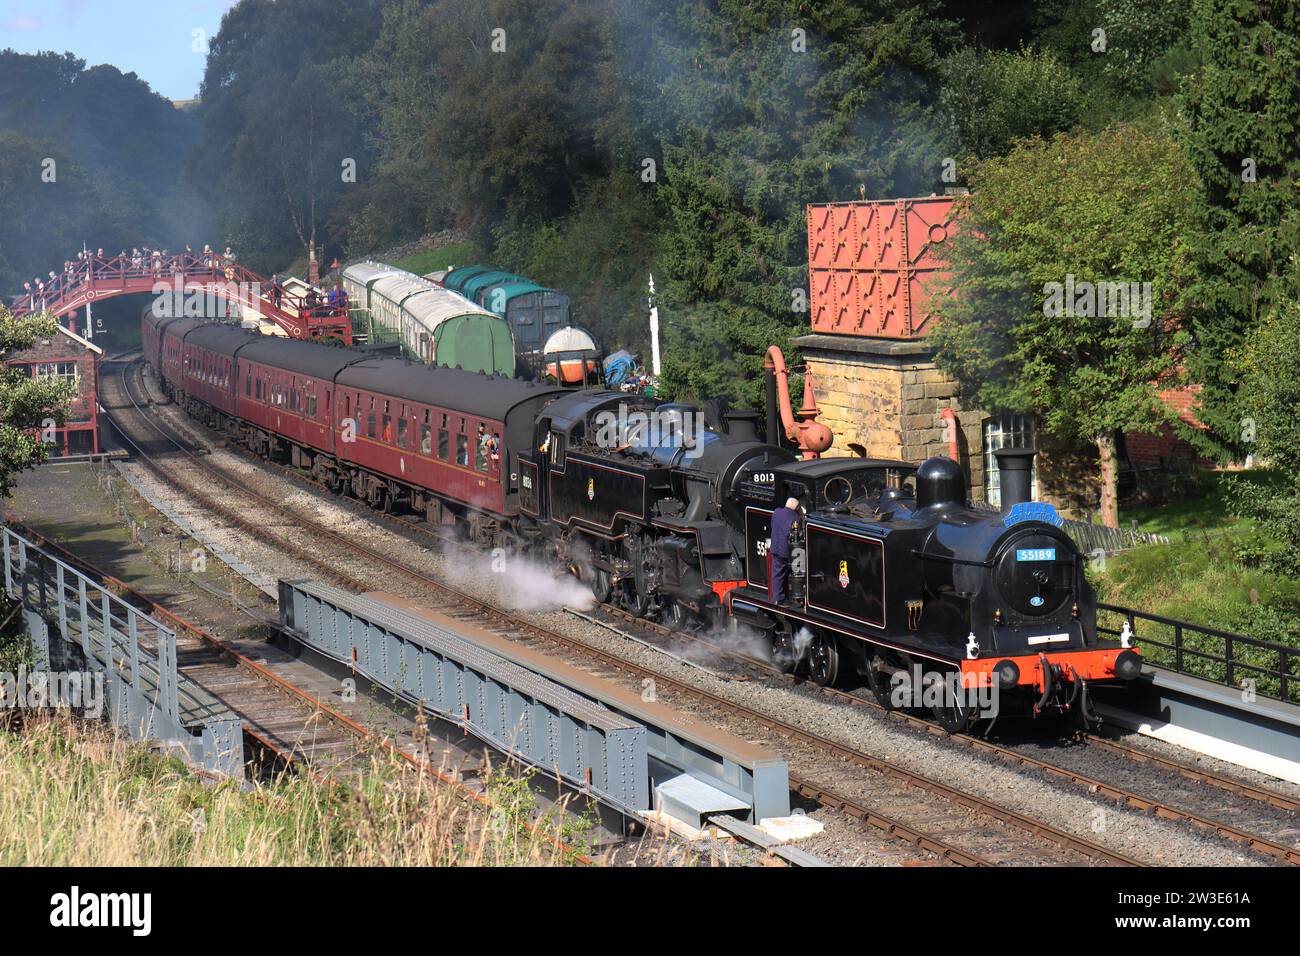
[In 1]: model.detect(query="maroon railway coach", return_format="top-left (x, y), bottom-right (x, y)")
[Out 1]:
top-left (143, 311), bottom-right (569, 536)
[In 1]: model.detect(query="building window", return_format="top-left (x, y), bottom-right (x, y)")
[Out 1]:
top-left (983, 415), bottom-right (1038, 508)
top-left (35, 362), bottom-right (78, 384)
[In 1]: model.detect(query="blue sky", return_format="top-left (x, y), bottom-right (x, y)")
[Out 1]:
top-left (1, 0), bottom-right (240, 100)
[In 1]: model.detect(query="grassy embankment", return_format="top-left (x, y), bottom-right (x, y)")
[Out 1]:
top-left (0, 716), bottom-right (586, 866)
top-left (1093, 468), bottom-right (1299, 697)
top-left (390, 242), bottom-right (479, 276)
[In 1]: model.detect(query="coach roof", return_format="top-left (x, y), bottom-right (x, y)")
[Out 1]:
top-left (337, 358), bottom-right (567, 422)
top-left (236, 334), bottom-right (368, 381)
top-left (182, 322), bottom-right (261, 358)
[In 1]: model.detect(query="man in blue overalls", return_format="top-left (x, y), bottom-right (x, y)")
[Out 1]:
top-left (768, 497), bottom-right (802, 605)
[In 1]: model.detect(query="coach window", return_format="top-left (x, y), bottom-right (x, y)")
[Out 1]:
top-left (397, 412), bottom-right (408, 448)
top-left (437, 426), bottom-right (449, 460)
top-left (475, 426), bottom-right (488, 472)
top-left (421, 410), bottom-right (432, 455)
top-left (255, 378), bottom-right (262, 401)
top-left (307, 392), bottom-right (317, 418)
top-left (456, 434), bottom-right (469, 467)
top-left (366, 397), bottom-right (376, 439)
top-left (244, 371), bottom-right (251, 397)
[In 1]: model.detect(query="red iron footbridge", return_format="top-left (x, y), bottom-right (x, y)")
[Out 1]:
top-left (9, 251), bottom-right (351, 344)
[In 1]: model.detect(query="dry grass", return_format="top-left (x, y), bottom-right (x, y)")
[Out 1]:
top-left (0, 716), bottom-right (583, 866)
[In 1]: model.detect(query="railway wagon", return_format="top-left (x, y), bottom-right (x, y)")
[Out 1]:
top-left (444, 264), bottom-right (577, 357)
top-left (442, 265), bottom-right (507, 296)
top-left (342, 263), bottom-right (516, 376)
top-left (340, 260), bottom-right (400, 320)
top-left (484, 281), bottom-right (573, 355)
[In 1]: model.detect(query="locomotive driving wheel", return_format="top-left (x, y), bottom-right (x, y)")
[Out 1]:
top-left (928, 668), bottom-right (975, 734)
top-left (661, 597), bottom-right (692, 631)
top-left (620, 578), bottom-right (651, 616)
top-left (806, 630), bottom-right (840, 687)
top-left (770, 622), bottom-right (798, 674)
top-left (584, 566), bottom-right (611, 604)
top-left (866, 652), bottom-right (899, 710)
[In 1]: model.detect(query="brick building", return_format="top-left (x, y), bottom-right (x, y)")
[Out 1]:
top-left (5, 318), bottom-right (102, 456)
top-left (793, 196), bottom-right (1195, 517)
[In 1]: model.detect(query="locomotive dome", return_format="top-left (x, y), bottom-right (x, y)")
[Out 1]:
top-left (915, 455), bottom-right (967, 510)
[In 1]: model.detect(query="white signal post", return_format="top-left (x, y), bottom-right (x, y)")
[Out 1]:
top-left (648, 273), bottom-right (661, 376)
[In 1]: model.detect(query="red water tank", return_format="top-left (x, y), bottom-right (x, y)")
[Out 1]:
top-left (806, 196), bottom-right (958, 339)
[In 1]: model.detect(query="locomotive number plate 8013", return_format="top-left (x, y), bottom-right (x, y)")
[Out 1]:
top-left (1015, 548), bottom-right (1056, 562)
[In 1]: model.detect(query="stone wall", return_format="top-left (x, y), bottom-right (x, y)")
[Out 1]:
top-left (793, 332), bottom-right (1097, 516)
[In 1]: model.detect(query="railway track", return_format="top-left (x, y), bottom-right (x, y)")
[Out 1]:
top-left (126, 364), bottom-right (1300, 866)
top-left (592, 604), bottom-right (1300, 864)
top-left (97, 356), bottom-right (1165, 866)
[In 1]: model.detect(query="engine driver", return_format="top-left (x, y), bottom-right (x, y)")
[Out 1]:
top-left (769, 496), bottom-right (802, 605)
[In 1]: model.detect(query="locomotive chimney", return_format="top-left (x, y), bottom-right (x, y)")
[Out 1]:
top-left (724, 409), bottom-right (761, 441)
top-left (993, 447), bottom-right (1037, 513)
top-left (915, 456), bottom-right (966, 510)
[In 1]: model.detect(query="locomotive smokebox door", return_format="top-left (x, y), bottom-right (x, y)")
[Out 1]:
top-left (805, 525), bottom-right (885, 627)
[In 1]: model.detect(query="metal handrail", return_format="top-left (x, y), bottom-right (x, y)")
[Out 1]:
top-left (1, 525), bottom-right (227, 724)
top-left (1098, 602), bottom-right (1297, 705)
top-left (9, 252), bottom-right (350, 341)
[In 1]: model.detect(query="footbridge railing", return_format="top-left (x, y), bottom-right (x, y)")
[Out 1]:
top-left (8, 251), bottom-right (350, 343)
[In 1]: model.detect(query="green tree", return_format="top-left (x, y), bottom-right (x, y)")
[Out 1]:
top-left (1229, 300), bottom-right (1300, 573)
top-left (1175, 0), bottom-right (1300, 461)
top-left (939, 46), bottom-right (1084, 161)
top-left (0, 308), bottom-right (74, 497)
top-left (653, 0), bottom-right (959, 407)
top-left (930, 122), bottom-right (1198, 526)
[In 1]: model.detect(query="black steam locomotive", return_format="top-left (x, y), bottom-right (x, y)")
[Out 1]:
top-left (723, 452), bottom-right (1141, 730)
